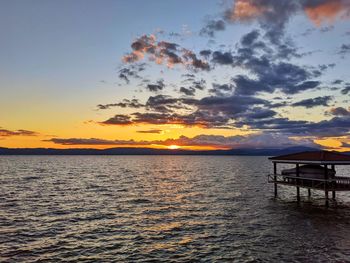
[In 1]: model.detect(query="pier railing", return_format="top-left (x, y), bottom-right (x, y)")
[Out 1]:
top-left (267, 174), bottom-right (350, 191)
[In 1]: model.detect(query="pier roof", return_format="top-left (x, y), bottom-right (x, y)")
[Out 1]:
top-left (269, 151), bottom-right (350, 164)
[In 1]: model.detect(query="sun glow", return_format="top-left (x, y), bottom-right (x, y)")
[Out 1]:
top-left (168, 145), bottom-right (181, 150)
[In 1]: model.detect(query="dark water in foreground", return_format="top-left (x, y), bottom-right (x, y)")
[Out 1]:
top-left (1, 156), bottom-right (350, 262)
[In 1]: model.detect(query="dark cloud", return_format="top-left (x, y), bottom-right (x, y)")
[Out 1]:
top-left (100, 115), bottom-right (133, 125)
top-left (182, 49), bottom-right (210, 71)
top-left (118, 63), bottom-right (146, 84)
top-left (97, 99), bottom-right (144, 110)
top-left (123, 34), bottom-right (209, 71)
top-left (327, 107), bottom-right (350, 116)
top-left (127, 111), bottom-right (230, 128)
top-left (332, 79), bottom-right (343, 85)
top-left (99, 94), bottom-right (270, 128)
top-left (232, 75), bottom-right (269, 95)
top-left (320, 25), bottom-right (334, 33)
top-left (240, 29), bottom-right (260, 46)
top-left (202, 30), bottom-right (322, 96)
top-left (237, 115), bottom-right (350, 137)
top-left (199, 49), bottom-right (212, 58)
top-left (145, 95), bottom-right (197, 113)
top-left (209, 83), bottom-right (233, 96)
top-left (211, 51), bottom-right (234, 65)
top-left (0, 128), bottom-right (39, 137)
top-left (181, 73), bottom-right (195, 79)
top-left (146, 79), bottom-right (165, 92)
top-left (239, 108), bottom-right (277, 119)
top-left (338, 43), bottom-right (350, 56)
top-left (301, 28), bottom-right (315, 37)
top-left (291, 96), bottom-right (333, 108)
top-left (196, 95), bottom-right (269, 118)
top-left (180, 87), bottom-right (196, 96)
top-left (136, 129), bottom-right (163, 134)
top-left (192, 79), bottom-right (206, 90)
top-left (45, 138), bottom-right (153, 146)
top-left (200, 19), bottom-right (226, 37)
top-left (341, 86), bottom-right (350, 94)
top-left (232, 58), bottom-right (321, 95)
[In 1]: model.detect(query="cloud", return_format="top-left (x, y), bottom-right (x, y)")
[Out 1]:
top-left (179, 87), bottom-right (196, 96)
top-left (100, 115), bottom-right (133, 125)
top-left (227, 0), bottom-right (350, 26)
top-left (237, 115), bottom-right (350, 137)
top-left (0, 128), bottom-right (39, 137)
top-left (99, 94), bottom-right (271, 129)
top-left (146, 79), bottom-right (165, 92)
top-left (209, 83), bottom-right (233, 96)
top-left (304, 0), bottom-right (350, 26)
top-left (291, 96), bottom-right (333, 108)
top-left (136, 129), bottom-right (163, 134)
top-left (341, 141), bottom-right (350, 148)
top-left (327, 107), bottom-right (350, 116)
top-left (95, 1), bottom-right (350, 143)
top-left (200, 19), bottom-right (226, 37)
top-left (122, 34), bottom-right (209, 71)
top-left (97, 99), bottom-right (144, 110)
top-left (118, 63), bottom-right (146, 83)
top-left (45, 138), bottom-right (153, 146)
top-left (341, 86), bottom-right (350, 94)
top-left (199, 49), bottom-right (212, 58)
top-left (211, 51), bottom-right (234, 65)
top-left (332, 79), bottom-right (343, 85)
top-left (199, 30), bottom-right (322, 96)
top-left (338, 43), bottom-right (350, 56)
top-left (223, 0), bottom-right (350, 45)
top-left (144, 95), bottom-right (197, 113)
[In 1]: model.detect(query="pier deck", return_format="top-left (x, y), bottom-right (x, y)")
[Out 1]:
top-left (268, 174), bottom-right (350, 191)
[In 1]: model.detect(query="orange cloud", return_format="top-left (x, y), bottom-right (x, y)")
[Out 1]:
top-left (227, 0), bottom-right (350, 26)
top-left (229, 0), bottom-right (265, 21)
top-left (304, 0), bottom-right (350, 26)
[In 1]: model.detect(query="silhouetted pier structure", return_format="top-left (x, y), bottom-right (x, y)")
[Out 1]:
top-left (268, 151), bottom-right (350, 206)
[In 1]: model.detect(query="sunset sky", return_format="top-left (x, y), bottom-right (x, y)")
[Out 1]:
top-left (1, 0), bottom-right (350, 150)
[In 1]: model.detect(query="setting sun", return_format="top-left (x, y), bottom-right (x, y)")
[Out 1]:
top-left (168, 145), bottom-right (181, 150)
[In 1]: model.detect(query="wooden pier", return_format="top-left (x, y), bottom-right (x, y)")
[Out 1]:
top-left (268, 151), bottom-right (350, 206)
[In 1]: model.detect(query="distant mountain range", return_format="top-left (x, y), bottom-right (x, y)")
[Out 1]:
top-left (2, 146), bottom-right (346, 156)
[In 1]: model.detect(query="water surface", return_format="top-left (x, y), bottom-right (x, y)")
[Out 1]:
top-left (1, 156), bottom-right (350, 262)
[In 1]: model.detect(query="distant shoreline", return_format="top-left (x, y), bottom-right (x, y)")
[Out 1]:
top-left (1, 146), bottom-right (345, 156)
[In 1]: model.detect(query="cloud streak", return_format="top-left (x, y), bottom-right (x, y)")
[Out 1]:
top-left (0, 128), bottom-right (39, 137)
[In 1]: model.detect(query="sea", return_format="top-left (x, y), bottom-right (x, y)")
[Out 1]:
top-left (1, 156), bottom-right (350, 262)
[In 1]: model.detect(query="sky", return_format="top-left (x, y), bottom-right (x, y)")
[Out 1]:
top-left (1, 0), bottom-right (350, 151)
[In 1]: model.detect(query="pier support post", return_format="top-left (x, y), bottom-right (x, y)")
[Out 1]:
top-left (308, 188), bottom-right (311, 197)
top-left (331, 165), bottom-right (336, 200)
top-left (325, 191), bottom-right (329, 207)
top-left (274, 162), bottom-right (277, 197)
top-left (296, 164), bottom-right (300, 202)
top-left (324, 165), bottom-right (329, 207)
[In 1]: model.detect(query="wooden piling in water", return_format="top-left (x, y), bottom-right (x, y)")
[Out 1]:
top-left (296, 164), bottom-right (300, 202)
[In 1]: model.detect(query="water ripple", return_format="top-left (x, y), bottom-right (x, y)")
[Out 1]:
top-left (1, 156), bottom-right (350, 262)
